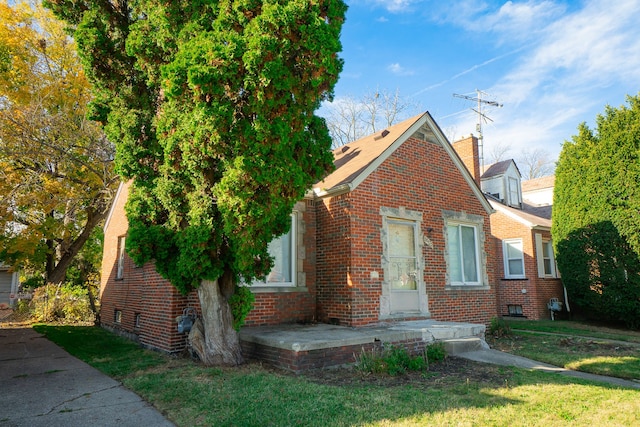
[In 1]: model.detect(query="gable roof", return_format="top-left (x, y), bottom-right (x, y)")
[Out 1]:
top-left (481, 159), bottom-right (521, 179)
top-left (488, 196), bottom-right (552, 229)
top-left (313, 112), bottom-right (493, 214)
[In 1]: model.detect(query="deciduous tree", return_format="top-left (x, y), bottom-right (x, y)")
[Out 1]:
top-left (324, 89), bottom-right (420, 147)
top-left (0, 1), bottom-right (117, 286)
top-left (46, 0), bottom-right (346, 365)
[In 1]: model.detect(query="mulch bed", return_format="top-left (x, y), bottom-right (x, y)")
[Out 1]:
top-left (296, 356), bottom-right (514, 389)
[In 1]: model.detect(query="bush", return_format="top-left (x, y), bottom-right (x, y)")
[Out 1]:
top-left (355, 342), bottom-right (446, 376)
top-left (29, 283), bottom-right (95, 324)
top-left (488, 317), bottom-right (512, 338)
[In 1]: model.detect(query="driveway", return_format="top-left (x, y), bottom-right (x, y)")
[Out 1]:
top-left (0, 327), bottom-right (175, 427)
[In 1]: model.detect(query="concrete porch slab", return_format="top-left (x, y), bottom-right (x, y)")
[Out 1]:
top-left (239, 320), bottom-right (487, 372)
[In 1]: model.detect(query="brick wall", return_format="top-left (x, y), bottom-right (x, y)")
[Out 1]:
top-left (316, 134), bottom-right (498, 327)
top-left (452, 135), bottom-right (481, 185)
top-left (316, 193), bottom-right (353, 324)
top-left (489, 210), bottom-right (563, 320)
top-left (101, 129), bottom-right (500, 353)
top-left (101, 183), bottom-right (318, 353)
top-left (241, 338), bottom-right (428, 373)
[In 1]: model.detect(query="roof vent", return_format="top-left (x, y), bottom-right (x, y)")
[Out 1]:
top-left (373, 129), bottom-right (390, 140)
top-left (341, 146), bottom-right (350, 153)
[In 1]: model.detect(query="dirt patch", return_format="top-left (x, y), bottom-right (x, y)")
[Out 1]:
top-left (298, 357), bottom-right (513, 389)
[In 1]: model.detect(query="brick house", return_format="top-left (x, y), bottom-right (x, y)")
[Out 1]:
top-left (101, 112), bottom-right (499, 354)
top-left (453, 136), bottom-right (564, 320)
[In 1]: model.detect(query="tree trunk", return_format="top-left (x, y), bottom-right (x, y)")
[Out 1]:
top-left (188, 274), bottom-right (243, 366)
top-left (47, 207), bottom-right (108, 285)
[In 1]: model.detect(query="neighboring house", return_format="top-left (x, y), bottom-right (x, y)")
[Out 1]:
top-left (0, 263), bottom-right (19, 307)
top-left (481, 159), bottom-right (523, 209)
top-left (100, 112), bottom-right (498, 354)
top-left (522, 175), bottom-right (555, 206)
top-left (453, 136), bottom-right (563, 320)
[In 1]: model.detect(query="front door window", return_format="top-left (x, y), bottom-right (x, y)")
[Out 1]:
top-left (388, 221), bottom-right (417, 290)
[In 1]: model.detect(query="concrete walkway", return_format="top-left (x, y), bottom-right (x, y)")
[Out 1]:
top-left (0, 327), bottom-right (175, 427)
top-left (457, 348), bottom-right (640, 389)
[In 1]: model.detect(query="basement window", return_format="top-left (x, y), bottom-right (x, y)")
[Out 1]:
top-left (507, 305), bottom-right (523, 316)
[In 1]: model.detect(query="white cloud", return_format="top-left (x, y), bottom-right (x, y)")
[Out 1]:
top-left (369, 0), bottom-right (426, 13)
top-left (387, 63), bottom-right (414, 76)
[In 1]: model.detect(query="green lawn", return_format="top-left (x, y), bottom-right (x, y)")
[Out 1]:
top-left (505, 319), bottom-right (640, 343)
top-left (34, 323), bottom-right (640, 427)
top-left (486, 319), bottom-right (640, 381)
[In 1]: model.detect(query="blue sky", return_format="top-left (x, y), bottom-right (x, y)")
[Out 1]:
top-left (322, 0), bottom-right (640, 161)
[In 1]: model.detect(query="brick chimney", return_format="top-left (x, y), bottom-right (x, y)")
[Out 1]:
top-left (452, 135), bottom-right (481, 186)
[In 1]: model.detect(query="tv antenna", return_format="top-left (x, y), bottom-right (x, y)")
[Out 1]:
top-left (453, 89), bottom-right (503, 171)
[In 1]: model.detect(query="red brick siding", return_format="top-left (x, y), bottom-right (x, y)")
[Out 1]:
top-left (317, 136), bottom-right (498, 326)
top-left (316, 193), bottom-right (353, 324)
top-left (490, 210), bottom-right (564, 320)
top-left (101, 183), bottom-right (317, 353)
top-left (241, 339), bottom-right (428, 373)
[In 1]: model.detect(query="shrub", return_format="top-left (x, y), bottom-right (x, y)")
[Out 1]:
top-left (29, 283), bottom-right (95, 324)
top-left (355, 342), bottom-right (446, 376)
top-left (426, 341), bottom-right (446, 362)
top-left (488, 317), bottom-right (512, 338)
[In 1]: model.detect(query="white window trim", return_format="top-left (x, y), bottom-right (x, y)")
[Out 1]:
top-left (443, 211), bottom-right (488, 289)
top-left (503, 238), bottom-right (526, 279)
top-left (508, 176), bottom-right (520, 207)
top-left (251, 213), bottom-right (297, 288)
top-left (535, 233), bottom-right (558, 278)
top-left (116, 236), bottom-right (126, 280)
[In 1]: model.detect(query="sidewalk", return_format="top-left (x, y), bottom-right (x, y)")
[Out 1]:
top-left (458, 348), bottom-right (640, 389)
top-left (0, 327), bottom-right (175, 427)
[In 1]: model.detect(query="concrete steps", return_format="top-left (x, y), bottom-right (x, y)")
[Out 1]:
top-left (442, 337), bottom-right (489, 355)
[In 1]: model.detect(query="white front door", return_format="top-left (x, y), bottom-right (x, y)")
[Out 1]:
top-left (387, 221), bottom-right (421, 313)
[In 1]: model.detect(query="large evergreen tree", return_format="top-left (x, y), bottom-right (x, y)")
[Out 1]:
top-left (46, 0), bottom-right (346, 364)
top-left (553, 94), bottom-right (640, 328)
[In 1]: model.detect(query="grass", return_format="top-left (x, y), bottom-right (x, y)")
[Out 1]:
top-left (34, 323), bottom-right (640, 427)
top-left (505, 319), bottom-right (640, 343)
top-left (32, 324), bottom-right (167, 378)
top-left (488, 320), bottom-right (640, 381)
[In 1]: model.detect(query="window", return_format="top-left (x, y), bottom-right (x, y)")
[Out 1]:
top-left (542, 241), bottom-right (556, 276)
top-left (508, 176), bottom-right (520, 207)
top-left (388, 220), bottom-right (418, 290)
top-left (252, 214), bottom-right (296, 287)
top-left (446, 223), bottom-right (481, 286)
top-left (503, 239), bottom-right (525, 278)
top-left (535, 233), bottom-right (557, 278)
top-left (507, 304), bottom-right (523, 316)
top-left (116, 236), bottom-right (126, 279)
top-left (114, 310), bottom-right (122, 324)
top-left (134, 313), bottom-right (141, 329)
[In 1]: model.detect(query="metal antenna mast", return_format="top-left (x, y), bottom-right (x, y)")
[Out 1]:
top-left (453, 89), bottom-right (503, 172)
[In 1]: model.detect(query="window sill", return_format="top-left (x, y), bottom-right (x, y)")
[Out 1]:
top-left (445, 284), bottom-right (491, 291)
top-left (251, 286), bottom-right (309, 294)
top-left (501, 277), bottom-right (529, 281)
